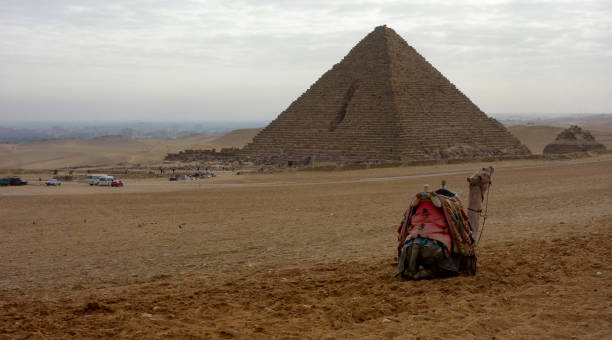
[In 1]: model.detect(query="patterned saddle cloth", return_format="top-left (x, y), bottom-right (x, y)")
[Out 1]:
top-left (397, 191), bottom-right (476, 256)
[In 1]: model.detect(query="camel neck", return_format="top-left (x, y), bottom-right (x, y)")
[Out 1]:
top-left (467, 185), bottom-right (483, 234)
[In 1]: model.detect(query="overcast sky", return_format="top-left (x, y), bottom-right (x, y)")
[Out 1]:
top-left (1, 0), bottom-right (611, 122)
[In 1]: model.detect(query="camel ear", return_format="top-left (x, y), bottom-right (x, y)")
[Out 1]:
top-left (467, 177), bottom-right (471, 183)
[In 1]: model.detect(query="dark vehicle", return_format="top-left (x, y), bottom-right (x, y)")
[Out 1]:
top-left (169, 176), bottom-right (178, 181)
top-left (9, 177), bottom-right (28, 185)
top-left (0, 178), bottom-right (9, 186)
top-left (110, 179), bottom-right (123, 187)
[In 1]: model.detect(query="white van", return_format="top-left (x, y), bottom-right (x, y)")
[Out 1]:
top-left (86, 174), bottom-right (109, 185)
top-left (95, 175), bottom-right (114, 186)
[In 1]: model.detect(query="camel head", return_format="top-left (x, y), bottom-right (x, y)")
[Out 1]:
top-left (467, 166), bottom-right (494, 196)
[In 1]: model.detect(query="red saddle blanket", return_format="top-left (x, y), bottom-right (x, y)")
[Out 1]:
top-left (397, 192), bottom-right (476, 256)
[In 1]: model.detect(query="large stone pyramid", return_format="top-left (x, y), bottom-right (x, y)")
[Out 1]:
top-left (241, 25), bottom-right (530, 163)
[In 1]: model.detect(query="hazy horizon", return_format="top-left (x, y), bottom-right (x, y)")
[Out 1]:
top-left (1, 1), bottom-right (611, 122)
top-left (3, 112), bottom-right (612, 126)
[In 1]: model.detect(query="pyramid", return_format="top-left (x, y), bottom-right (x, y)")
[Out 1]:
top-left (241, 25), bottom-right (530, 164)
top-left (543, 125), bottom-right (607, 155)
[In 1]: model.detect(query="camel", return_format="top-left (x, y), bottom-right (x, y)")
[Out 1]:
top-left (466, 166), bottom-right (494, 236)
top-left (396, 166), bottom-right (494, 279)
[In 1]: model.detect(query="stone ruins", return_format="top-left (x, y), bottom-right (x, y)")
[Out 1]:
top-left (543, 125), bottom-right (607, 155)
top-left (167, 25), bottom-right (530, 165)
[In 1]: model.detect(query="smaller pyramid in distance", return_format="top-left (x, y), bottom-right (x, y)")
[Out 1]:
top-left (239, 25), bottom-right (531, 164)
top-left (543, 125), bottom-right (607, 154)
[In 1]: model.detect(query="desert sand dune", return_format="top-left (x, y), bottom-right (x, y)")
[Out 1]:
top-left (0, 136), bottom-right (156, 169)
top-left (507, 125), bottom-right (565, 154)
top-left (0, 129), bottom-right (260, 169)
top-left (206, 128), bottom-right (261, 148)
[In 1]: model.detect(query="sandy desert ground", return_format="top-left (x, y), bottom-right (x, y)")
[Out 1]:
top-left (1, 156), bottom-right (611, 339)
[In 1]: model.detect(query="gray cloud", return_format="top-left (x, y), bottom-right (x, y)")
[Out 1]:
top-left (0, 0), bottom-right (610, 121)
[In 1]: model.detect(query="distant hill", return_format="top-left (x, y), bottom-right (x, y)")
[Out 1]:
top-left (507, 125), bottom-right (564, 154)
top-left (207, 128), bottom-right (261, 148)
top-left (0, 129), bottom-right (260, 169)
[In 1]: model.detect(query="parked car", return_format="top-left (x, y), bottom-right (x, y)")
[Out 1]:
top-left (9, 177), bottom-right (27, 185)
top-left (0, 178), bottom-right (9, 186)
top-left (45, 179), bottom-right (62, 186)
top-left (95, 176), bottom-right (114, 186)
top-left (110, 179), bottom-right (123, 187)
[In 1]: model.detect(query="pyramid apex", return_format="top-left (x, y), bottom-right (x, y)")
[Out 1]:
top-left (370, 25), bottom-right (401, 41)
top-left (374, 24), bottom-right (397, 32)
top-left (373, 24), bottom-right (393, 33)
